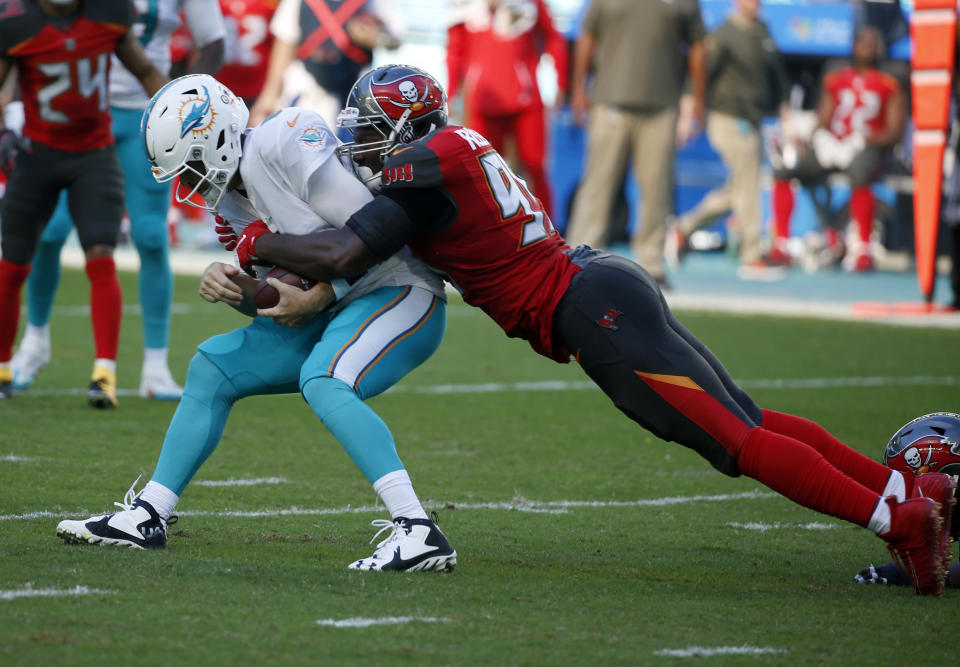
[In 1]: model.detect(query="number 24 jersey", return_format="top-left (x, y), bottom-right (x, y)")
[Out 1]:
top-left (0, 0), bottom-right (134, 151)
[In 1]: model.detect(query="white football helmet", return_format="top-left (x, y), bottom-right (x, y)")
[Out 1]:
top-left (141, 74), bottom-right (249, 210)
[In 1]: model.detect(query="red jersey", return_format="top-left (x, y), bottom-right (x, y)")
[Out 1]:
top-left (446, 0), bottom-right (568, 115)
top-left (380, 125), bottom-right (581, 361)
top-left (0, 0), bottom-right (134, 152)
top-left (215, 0), bottom-right (277, 100)
top-left (824, 66), bottom-right (900, 141)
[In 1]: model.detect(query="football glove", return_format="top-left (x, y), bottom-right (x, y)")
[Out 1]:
top-left (853, 564), bottom-right (888, 585)
top-left (214, 215), bottom-right (238, 251)
top-left (235, 219), bottom-right (272, 276)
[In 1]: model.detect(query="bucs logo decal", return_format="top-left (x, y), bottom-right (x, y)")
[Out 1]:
top-left (372, 77), bottom-right (440, 119)
top-left (597, 309), bottom-right (623, 331)
top-left (893, 436), bottom-right (951, 475)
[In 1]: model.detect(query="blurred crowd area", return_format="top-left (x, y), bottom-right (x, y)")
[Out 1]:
top-left (21, 1), bottom-right (957, 298)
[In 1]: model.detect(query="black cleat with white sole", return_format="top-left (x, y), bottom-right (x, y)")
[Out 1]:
top-left (349, 513), bottom-right (457, 572)
top-left (57, 498), bottom-right (175, 550)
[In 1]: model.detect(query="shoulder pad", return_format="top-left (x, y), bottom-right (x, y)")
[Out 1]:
top-left (381, 141), bottom-right (443, 190)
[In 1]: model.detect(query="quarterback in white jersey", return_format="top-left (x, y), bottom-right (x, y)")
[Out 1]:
top-left (12, 0), bottom-right (227, 403)
top-left (216, 106), bottom-right (444, 312)
top-left (56, 75), bottom-right (457, 573)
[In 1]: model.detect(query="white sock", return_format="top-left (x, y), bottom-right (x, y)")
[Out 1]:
top-left (372, 469), bottom-right (428, 520)
top-left (144, 347), bottom-right (168, 367)
top-left (93, 358), bottom-right (116, 374)
top-left (139, 480), bottom-right (180, 522)
top-left (881, 470), bottom-right (907, 503)
top-left (867, 497), bottom-right (892, 535)
top-left (23, 323), bottom-right (50, 343)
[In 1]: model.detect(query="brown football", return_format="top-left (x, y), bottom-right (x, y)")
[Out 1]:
top-left (254, 266), bottom-right (316, 309)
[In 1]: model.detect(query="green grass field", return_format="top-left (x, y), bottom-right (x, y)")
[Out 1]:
top-left (2, 267), bottom-right (958, 665)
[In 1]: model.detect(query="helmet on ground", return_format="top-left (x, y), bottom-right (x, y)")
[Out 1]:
top-left (337, 64), bottom-right (447, 179)
top-left (141, 74), bottom-right (248, 210)
top-left (884, 412), bottom-right (960, 476)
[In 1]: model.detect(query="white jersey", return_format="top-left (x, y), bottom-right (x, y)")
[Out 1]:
top-left (220, 108), bottom-right (445, 310)
top-left (110, 0), bottom-right (227, 110)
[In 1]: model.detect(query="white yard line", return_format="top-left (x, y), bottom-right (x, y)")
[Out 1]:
top-left (654, 645), bottom-right (787, 658)
top-left (316, 617), bottom-right (450, 628)
top-left (0, 490), bottom-right (777, 522)
top-left (13, 374), bottom-right (960, 399)
top-left (726, 521), bottom-right (839, 532)
top-left (0, 455), bottom-right (32, 462)
top-left (192, 477), bottom-right (289, 487)
top-left (0, 585), bottom-right (115, 600)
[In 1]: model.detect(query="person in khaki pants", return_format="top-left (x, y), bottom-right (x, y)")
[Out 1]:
top-left (566, 0), bottom-right (706, 287)
top-left (669, 0), bottom-right (789, 274)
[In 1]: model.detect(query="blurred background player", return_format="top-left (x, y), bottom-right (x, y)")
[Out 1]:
top-left (10, 0), bottom-right (226, 401)
top-left (0, 0), bottom-right (167, 405)
top-left (766, 26), bottom-right (906, 272)
top-left (667, 0), bottom-right (789, 277)
top-left (564, 0), bottom-right (706, 288)
top-left (248, 0), bottom-right (403, 128)
top-left (445, 0), bottom-right (567, 218)
top-left (854, 412), bottom-right (960, 588)
top-left (58, 74), bottom-right (455, 572)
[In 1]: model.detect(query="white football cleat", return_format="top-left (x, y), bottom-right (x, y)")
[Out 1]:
top-left (57, 477), bottom-right (175, 550)
top-left (11, 329), bottom-right (51, 390)
top-left (138, 362), bottom-right (182, 400)
top-left (348, 513), bottom-right (457, 572)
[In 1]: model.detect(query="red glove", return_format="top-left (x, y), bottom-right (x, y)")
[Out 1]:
top-left (235, 219), bottom-right (272, 275)
top-left (213, 215), bottom-right (238, 251)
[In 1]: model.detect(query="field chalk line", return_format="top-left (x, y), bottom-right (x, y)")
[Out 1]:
top-left (10, 373), bottom-right (960, 399)
top-left (654, 646), bottom-right (787, 658)
top-left (316, 617), bottom-right (450, 628)
top-left (1, 490), bottom-right (777, 522)
top-left (1, 585), bottom-right (115, 600)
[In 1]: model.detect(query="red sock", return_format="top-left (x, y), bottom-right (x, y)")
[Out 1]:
top-left (738, 427), bottom-right (880, 527)
top-left (85, 256), bottom-right (122, 361)
top-left (761, 409), bottom-right (891, 494)
top-left (0, 259), bottom-right (31, 362)
top-left (850, 186), bottom-right (874, 246)
top-left (772, 179), bottom-right (794, 243)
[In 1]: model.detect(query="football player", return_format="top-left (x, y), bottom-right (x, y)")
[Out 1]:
top-left (0, 0), bottom-right (168, 406)
top-left (242, 64), bottom-right (954, 594)
top-left (766, 26), bottom-right (906, 272)
top-left (57, 74), bottom-right (456, 572)
top-left (854, 413), bottom-right (960, 589)
top-left (11, 0), bottom-right (227, 402)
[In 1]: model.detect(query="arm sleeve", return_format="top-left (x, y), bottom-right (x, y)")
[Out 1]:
top-left (446, 23), bottom-right (467, 100)
top-left (680, 0), bottom-right (707, 44)
top-left (305, 155), bottom-right (375, 228)
top-left (346, 187), bottom-right (457, 260)
top-left (271, 0), bottom-right (301, 43)
top-left (538, 0), bottom-right (569, 94)
top-left (184, 0), bottom-right (227, 47)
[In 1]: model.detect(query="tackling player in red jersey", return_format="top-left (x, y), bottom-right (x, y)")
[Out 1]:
top-left (0, 0), bottom-right (167, 405)
top-left (228, 65), bottom-right (953, 595)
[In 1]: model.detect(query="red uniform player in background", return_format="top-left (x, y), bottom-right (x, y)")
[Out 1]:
top-left (768, 27), bottom-right (905, 272)
top-left (212, 0), bottom-right (277, 104)
top-left (0, 0), bottom-right (167, 404)
top-left (446, 0), bottom-right (567, 218)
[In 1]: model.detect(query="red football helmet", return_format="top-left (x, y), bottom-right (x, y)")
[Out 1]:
top-left (884, 412), bottom-right (960, 476)
top-left (337, 64), bottom-right (447, 180)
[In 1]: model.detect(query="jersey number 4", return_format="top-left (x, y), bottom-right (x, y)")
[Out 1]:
top-left (479, 151), bottom-right (556, 248)
top-left (38, 53), bottom-right (108, 123)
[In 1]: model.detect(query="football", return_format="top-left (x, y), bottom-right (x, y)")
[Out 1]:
top-left (254, 266), bottom-right (316, 309)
